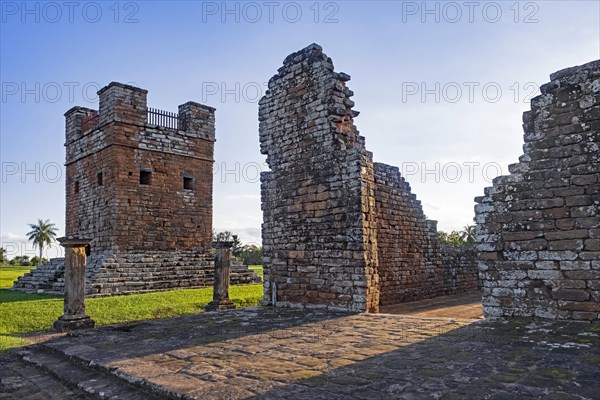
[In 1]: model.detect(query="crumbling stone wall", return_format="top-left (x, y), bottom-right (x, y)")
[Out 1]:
top-left (374, 163), bottom-right (479, 305)
top-left (475, 60), bottom-right (600, 321)
top-left (440, 245), bottom-right (481, 295)
top-left (374, 163), bottom-right (441, 304)
top-left (15, 82), bottom-right (260, 295)
top-left (260, 44), bottom-right (479, 312)
top-left (259, 44), bottom-right (380, 312)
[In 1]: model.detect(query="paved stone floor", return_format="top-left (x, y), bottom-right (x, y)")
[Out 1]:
top-left (380, 291), bottom-right (484, 320)
top-left (1, 307), bottom-right (599, 399)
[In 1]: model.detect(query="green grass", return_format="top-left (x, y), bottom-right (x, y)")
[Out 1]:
top-left (0, 335), bottom-right (30, 350)
top-left (1, 265), bottom-right (33, 289)
top-left (0, 266), bottom-right (264, 353)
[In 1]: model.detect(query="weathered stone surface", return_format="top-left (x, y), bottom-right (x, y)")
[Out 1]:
top-left (260, 44), bottom-right (478, 312)
top-left (4, 308), bottom-right (598, 400)
top-left (52, 237), bottom-right (95, 333)
top-left (475, 59), bottom-right (600, 321)
top-left (374, 165), bottom-right (480, 305)
top-left (65, 83), bottom-right (215, 252)
top-left (205, 241), bottom-right (236, 311)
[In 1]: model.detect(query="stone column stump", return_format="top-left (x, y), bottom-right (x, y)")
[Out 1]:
top-left (52, 237), bottom-right (95, 332)
top-left (205, 241), bottom-right (236, 311)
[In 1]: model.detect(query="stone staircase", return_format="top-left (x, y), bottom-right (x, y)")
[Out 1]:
top-left (12, 258), bottom-right (65, 293)
top-left (12, 251), bottom-right (262, 296)
top-left (11, 346), bottom-right (167, 399)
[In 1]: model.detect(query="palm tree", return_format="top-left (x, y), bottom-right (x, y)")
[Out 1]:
top-left (26, 219), bottom-right (58, 267)
top-left (461, 224), bottom-right (476, 244)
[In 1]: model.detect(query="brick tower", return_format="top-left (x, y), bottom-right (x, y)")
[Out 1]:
top-left (64, 82), bottom-right (215, 252)
top-left (15, 82), bottom-right (260, 295)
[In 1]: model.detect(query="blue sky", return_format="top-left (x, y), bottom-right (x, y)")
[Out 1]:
top-left (1, 0), bottom-right (599, 258)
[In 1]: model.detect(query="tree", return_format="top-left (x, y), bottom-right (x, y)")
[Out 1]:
top-left (212, 230), bottom-right (243, 257)
top-left (0, 247), bottom-right (6, 264)
top-left (461, 224), bottom-right (476, 244)
top-left (30, 256), bottom-right (49, 267)
top-left (26, 219), bottom-right (58, 267)
top-left (10, 255), bottom-right (30, 266)
top-left (238, 244), bottom-right (263, 265)
top-left (438, 230), bottom-right (466, 247)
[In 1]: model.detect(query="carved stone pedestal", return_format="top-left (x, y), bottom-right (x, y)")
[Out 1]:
top-left (205, 241), bottom-right (236, 312)
top-left (52, 237), bottom-right (96, 332)
top-left (53, 315), bottom-right (95, 332)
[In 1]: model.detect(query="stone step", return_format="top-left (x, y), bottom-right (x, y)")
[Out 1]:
top-left (13, 253), bottom-right (261, 296)
top-left (93, 271), bottom-right (214, 278)
top-left (19, 347), bottom-right (167, 400)
top-left (0, 351), bottom-right (94, 399)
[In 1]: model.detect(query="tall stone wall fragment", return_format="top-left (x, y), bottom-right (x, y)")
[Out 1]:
top-left (475, 60), bottom-right (600, 321)
top-left (259, 44), bottom-right (379, 312)
top-left (260, 44), bottom-right (479, 312)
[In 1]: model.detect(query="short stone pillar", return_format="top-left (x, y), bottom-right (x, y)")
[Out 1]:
top-left (52, 237), bottom-right (95, 332)
top-left (205, 241), bottom-right (236, 312)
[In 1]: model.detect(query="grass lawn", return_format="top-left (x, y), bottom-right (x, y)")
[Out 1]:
top-left (0, 265), bottom-right (264, 353)
top-left (0, 265), bottom-right (33, 289)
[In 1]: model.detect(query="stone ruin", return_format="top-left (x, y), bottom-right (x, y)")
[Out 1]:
top-left (259, 44), bottom-right (479, 312)
top-left (476, 60), bottom-right (600, 321)
top-left (15, 82), bottom-right (260, 295)
top-left (15, 45), bottom-right (596, 322)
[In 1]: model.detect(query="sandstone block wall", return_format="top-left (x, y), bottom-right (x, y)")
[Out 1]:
top-left (260, 44), bottom-right (479, 312)
top-left (475, 60), bottom-right (600, 321)
top-left (374, 163), bottom-right (479, 305)
top-left (374, 162), bottom-right (439, 305)
top-left (440, 245), bottom-right (481, 295)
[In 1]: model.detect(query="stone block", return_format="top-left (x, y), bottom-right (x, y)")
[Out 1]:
top-left (527, 270), bottom-right (562, 280)
top-left (552, 288), bottom-right (590, 301)
top-left (547, 239), bottom-right (584, 251)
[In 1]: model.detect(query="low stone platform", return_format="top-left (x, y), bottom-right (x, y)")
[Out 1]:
top-left (13, 253), bottom-right (261, 296)
top-left (1, 308), bottom-right (599, 399)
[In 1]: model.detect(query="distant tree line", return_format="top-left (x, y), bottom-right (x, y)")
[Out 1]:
top-left (438, 224), bottom-right (476, 248)
top-left (1, 253), bottom-right (49, 266)
top-left (0, 248), bottom-right (48, 266)
top-left (212, 230), bottom-right (263, 265)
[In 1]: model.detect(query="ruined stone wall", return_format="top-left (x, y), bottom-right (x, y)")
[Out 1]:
top-left (375, 163), bottom-right (479, 305)
top-left (374, 163), bottom-right (442, 304)
top-left (475, 60), bottom-right (600, 321)
top-left (65, 82), bottom-right (214, 252)
top-left (440, 245), bottom-right (480, 294)
top-left (260, 44), bottom-right (479, 312)
top-left (259, 44), bottom-right (379, 312)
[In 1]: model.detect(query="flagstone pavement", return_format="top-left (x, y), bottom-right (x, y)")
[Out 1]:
top-left (1, 307), bottom-right (599, 399)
